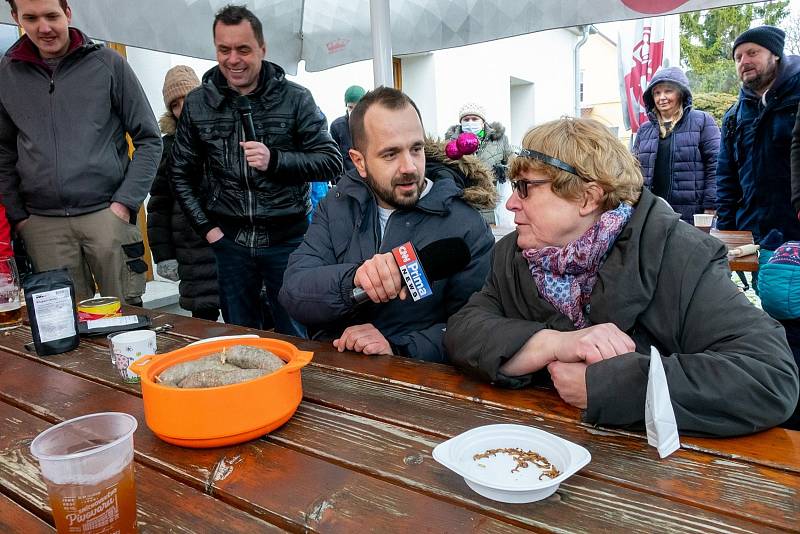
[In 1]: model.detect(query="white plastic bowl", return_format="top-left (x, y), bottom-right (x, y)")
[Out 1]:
top-left (432, 424), bottom-right (591, 503)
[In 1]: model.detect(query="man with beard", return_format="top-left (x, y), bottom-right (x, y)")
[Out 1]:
top-left (717, 25), bottom-right (800, 245)
top-left (279, 87), bottom-right (493, 362)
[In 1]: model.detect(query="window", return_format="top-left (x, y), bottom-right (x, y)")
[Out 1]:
top-left (0, 25), bottom-right (18, 56)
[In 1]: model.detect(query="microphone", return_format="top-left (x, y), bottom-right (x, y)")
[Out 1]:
top-left (234, 95), bottom-right (257, 142)
top-left (351, 238), bottom-right (471, 305)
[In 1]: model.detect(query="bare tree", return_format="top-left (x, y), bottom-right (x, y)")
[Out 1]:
top-left (785, 12), bottom-right (800, 56)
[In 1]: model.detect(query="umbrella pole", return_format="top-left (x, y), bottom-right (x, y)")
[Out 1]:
top-left (370, 0), bottom-right (394, 88)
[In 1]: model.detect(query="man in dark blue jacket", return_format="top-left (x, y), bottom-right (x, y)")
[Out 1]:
top-left (279, 87), bottom-right (494, 362)
top-left (717, 25), bottom-right (800, 244)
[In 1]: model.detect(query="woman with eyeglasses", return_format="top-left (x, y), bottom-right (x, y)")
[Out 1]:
top-left (444, 117), bottom-right (798, 437)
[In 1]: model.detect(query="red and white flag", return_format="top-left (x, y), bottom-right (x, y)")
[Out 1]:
top-left (618, 16), bottom-right (680, 133)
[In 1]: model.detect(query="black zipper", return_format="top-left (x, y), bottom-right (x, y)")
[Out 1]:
top-left (46, 66), bottom-right (67, 215)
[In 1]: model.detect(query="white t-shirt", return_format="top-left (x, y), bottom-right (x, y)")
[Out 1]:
top-left (377, 178), bottom-right (433, 239)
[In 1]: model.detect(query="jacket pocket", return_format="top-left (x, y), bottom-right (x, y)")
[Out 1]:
top-left (258, 119), bottom-right (294, 149)
top-left (197, 120), bottom-right (235, 172)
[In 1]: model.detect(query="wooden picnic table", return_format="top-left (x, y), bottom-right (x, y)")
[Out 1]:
top-left (493, 226), bottom-right (760, 273)
top-left (711, 229), bottom-right (759, 272)
top-left (0, 307), bottom-right (797, 532)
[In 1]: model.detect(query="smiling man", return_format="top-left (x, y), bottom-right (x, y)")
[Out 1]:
top-left (0, 0), bottom-right (161, 305)
top-left (279, 87), bottom-right (494, 362)
top-left (716, 25), bottom-right (800, 245)
top-left (169, 4), bottom-right (341, 334)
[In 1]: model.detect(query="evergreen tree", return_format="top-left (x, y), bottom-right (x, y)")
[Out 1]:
top-left (681, 1), bottom-right (789, 94)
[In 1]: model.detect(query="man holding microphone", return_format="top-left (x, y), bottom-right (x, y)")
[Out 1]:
top-left (279, 87), bottom-right (494, 362)
top-left (169, 4), bottom-right (341, 333)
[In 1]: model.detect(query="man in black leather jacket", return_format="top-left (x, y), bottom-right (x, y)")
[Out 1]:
top-left (169, 5), bottom-right (341, 334)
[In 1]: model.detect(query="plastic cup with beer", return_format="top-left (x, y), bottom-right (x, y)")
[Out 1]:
top-left (693, 213), bottom-right (715, 233)
top-left (30, 412), bottom-right (139, 534)
top-left (0, 256), bottom-right (22, 329)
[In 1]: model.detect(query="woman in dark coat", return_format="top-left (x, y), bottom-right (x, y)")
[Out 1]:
top-left (147, 65), bottom-right (220, 321)
top-left (632, 67), bottom-right (720, 222)
top-left (445, 117), bottom-right (798, 437)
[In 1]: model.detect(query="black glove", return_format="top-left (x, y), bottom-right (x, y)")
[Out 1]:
top-left (492, 164), bottom-right (508, 184)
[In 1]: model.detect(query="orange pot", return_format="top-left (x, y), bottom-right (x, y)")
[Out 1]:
top-left (129, 338), bottom-right (313, 448)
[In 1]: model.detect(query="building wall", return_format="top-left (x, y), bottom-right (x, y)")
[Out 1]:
top-left (126, 28), bottom-right (577, 148)
top-left (579, 32), bottom-right (628, 141)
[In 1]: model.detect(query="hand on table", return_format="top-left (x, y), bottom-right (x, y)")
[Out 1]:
top-left (548, 361), bottom-right (588, 409)
top-left (500, 323), bottom-right (634, 377)
top-left (333, 323), bottom-right (392, 355)
top-left (354, 252), bottom-right (408, 303)
top-left (552, 323), bottom-right (636, 365)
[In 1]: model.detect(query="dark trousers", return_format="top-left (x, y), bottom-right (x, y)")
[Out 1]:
top-left (211, 235), bottom-right (306, 337)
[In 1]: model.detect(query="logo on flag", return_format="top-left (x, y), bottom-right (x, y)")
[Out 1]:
top-left (618, 16), bottom-right (679, 134)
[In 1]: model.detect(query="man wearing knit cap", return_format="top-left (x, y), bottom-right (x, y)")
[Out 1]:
top-left (0, 0), bottom-right (162, 305)
top-left (330, 85), bottom-right (367, 174)
top-left (717, 25), bottom-right (800, 248)
top-left (169, 4), bottom-right (341, 334)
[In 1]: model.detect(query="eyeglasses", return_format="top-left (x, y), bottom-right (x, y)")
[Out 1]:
top-left (510, 178), bottom-right (551, 199)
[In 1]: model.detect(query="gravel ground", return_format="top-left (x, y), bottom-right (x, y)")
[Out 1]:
top-left (731, 271), bottom-right (761, 308)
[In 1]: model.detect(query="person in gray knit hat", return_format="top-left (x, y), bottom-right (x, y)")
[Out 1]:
top-left (147, 65), bottom-right (221, 321)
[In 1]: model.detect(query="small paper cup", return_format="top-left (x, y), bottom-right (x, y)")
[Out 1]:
top-left (693, 214), bottom-right (714, 232)
top-left (111, 330), bottom-right (156, 383)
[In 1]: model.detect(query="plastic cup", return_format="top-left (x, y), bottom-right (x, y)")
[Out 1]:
top-left (30, 412), bottom-right (138, 534)
top-left (110, 330), bottom-right (156, 383)
top-left (0, 256), bottom-right (22, 330)
top-left (693, 213), bottom-right (714, 233)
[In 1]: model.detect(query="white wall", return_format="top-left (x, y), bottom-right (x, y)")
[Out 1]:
top-left (125, 47), bottom-right (216, 120)
top-left (427, 29), bottom-right (576, 146)
top-left (125, 28), bottom-right (577, 147)
top-left (401, 53), bottom-right (438, 137)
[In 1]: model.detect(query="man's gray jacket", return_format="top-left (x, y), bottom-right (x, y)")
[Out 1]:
top-left (279, 169), bottom-right (495, 362)
top-left (0, 29), bottom-right (161, 224)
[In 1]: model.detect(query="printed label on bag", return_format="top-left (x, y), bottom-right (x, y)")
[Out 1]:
top-left (32, 288), bottom-right (76, 343)
top-left (86, 316), bottom-right (139, 329)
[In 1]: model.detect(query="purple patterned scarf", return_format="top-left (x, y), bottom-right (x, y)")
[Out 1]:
top-left (522, 203), bottom-right (634, 328)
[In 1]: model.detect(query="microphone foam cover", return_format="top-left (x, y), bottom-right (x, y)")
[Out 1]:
top-left (416, 238), bottom-right (471, 281)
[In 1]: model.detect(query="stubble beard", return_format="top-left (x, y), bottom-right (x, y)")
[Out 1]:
top-left (365, 166), bottom-right (423, 210)
top-left (742, 58), bottom-right (778, 94)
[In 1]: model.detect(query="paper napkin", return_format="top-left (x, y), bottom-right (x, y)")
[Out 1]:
top-left (645, 346), bottom-right (680, 458)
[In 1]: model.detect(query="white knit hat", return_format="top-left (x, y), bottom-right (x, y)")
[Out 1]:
top-left (459, 102), bottom-right (486, 122)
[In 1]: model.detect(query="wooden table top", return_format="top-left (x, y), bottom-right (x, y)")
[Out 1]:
top-left (0, 308), bottom-right (797, 532)
top-left (711, 229), bottom-right (759, 272)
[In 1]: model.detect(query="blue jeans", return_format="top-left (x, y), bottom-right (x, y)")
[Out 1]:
top-left (212, 235), bottom-right (306, 337)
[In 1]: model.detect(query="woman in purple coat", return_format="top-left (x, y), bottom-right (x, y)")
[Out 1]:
top-left (633, 67), bottom-right (720, 222)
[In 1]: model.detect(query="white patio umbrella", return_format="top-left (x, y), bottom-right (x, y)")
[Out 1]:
top-left (1, 0), bottom-right (757, 85)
